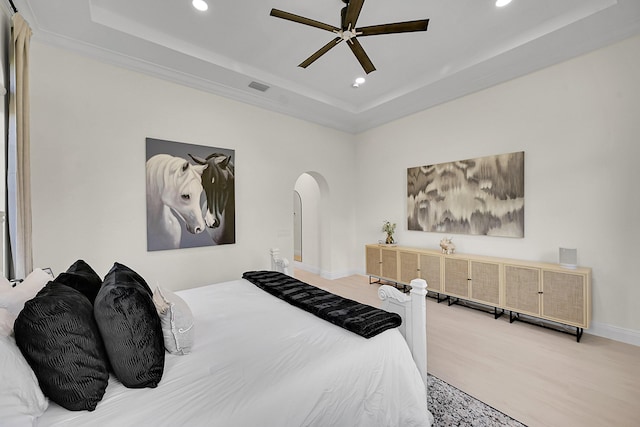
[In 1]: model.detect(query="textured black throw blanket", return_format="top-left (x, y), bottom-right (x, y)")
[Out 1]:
top-left (242, 271), bottom-right (401, 338)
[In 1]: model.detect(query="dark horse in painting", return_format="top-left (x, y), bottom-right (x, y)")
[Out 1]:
top-left (189, 153), bottom-right (235, 244)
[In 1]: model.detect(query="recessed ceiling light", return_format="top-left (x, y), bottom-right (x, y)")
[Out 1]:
top-left (192, 0), bottom-right (209, 12)
top-left (352, 77), bottom-right (366, 88)
top-left (495, 0), bottom-right (512, 7)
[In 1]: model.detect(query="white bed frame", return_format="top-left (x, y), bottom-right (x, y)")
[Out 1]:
top-left (380, 279), bottom-right (433, 425)
top-left (267, 249), bottom-right (433, 424)
top-left (378, 280), bottom-right (427, 384)
top-left (269, 249), bottom-right (428, 384)
top-left (270, 248), bottom-right (290, 276)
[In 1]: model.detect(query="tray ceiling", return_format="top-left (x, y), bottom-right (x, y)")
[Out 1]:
top-left (13, 0), bottom-right (640, 133)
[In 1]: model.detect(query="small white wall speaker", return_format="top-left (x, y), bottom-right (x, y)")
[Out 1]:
top-left (559, 248), bottom-right (577, 269)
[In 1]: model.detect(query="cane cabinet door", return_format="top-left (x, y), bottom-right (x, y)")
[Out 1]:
top-left (380, 248), bottom-right (398, 281)
top-left (443, 257), bottom-right (470, 298)
top-left (419, 253), bottom-right (442, 293)
top-left (542, 270), bottom-right (588, 328)
top-left (399, 250), bottom-right (420, 285)
top-left (469, 260), bottom-right (501, 306)
top-left (365, 245), bottom-right (382, 278)
top-left (504, 265), bottom-right (541, 316)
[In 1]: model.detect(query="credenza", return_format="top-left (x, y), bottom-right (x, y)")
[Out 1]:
top-left (365, 244), bottom-right (592, 341)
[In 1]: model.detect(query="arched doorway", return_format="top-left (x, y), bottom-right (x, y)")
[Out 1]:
top-left (293, 172), bottom-right (330, 275)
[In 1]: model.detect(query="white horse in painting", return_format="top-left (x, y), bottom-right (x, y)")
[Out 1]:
top-left (146, 154), bottom-right (207, 250)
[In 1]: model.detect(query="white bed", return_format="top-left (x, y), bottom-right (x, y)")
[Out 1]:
top-left (0, 250), bottom-right (431, 427)
top-left (36, 275), bottom-right (430, 426)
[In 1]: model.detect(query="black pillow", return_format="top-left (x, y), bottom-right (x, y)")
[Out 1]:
top-left (54, 259), bottom-right (102, 304)
top-left (94, 262), bottom-right (164, 388)
top-left (14, 282), bottom-right (109, 411)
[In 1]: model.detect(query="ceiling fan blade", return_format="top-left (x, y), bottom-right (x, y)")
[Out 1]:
top-left (347, 38), bottom-right (376, 74)
top-left (343, 0), bottom-right (365, 30)
top-left (358, 19), bottom-right (429, 37)
top-left (299, 37), bottom-right (343, 69)
top-left (270, 9), bottom-right (339, 33)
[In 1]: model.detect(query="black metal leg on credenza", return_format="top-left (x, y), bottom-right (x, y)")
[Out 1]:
top-left (426, 292), bottom-right (449, 303)
top-left (369, 276), bottom-right (409, 293)
top-left (509, 311), bottom-right (584, 342)
top-left (436, 293), bottom-right (449, 303)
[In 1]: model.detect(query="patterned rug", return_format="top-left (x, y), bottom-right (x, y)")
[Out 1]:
top-left (427, 374), bottom-right (527, 427)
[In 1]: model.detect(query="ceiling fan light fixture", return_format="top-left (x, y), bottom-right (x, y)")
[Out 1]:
top-left (192, 0), bottom-right (209, 12)
top-left (495, 0), bottom-right (512, 7)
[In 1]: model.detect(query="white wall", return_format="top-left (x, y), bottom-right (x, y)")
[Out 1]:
top-left (28, 42), bottom-right (357, 290)
top-left (27, 34), bottom-right (640, 343)
top-left (355, 34), bottom-right (640, 340)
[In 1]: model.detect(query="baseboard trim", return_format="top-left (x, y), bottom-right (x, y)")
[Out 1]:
top-left (587, 322), bottom-right (640, 347)
top-left (319, 269), bottom-right (356, 280)
top-left (293, 261), bottom-right (320, 275)
top-left (293, 262), bottom-right (358, 280)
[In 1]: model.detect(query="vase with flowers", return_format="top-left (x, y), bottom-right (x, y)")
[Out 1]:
top-left (382, 220), bottom-right (396, 245)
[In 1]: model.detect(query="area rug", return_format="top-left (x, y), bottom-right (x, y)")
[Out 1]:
top-left (427, 374), bottom-right (527, 427)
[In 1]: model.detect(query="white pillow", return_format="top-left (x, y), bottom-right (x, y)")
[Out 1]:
top-left (0, 335), bottom-right (48, 425)
top-left (0, 269), bottom-right (54, 317)
top-left (153, 286), bottom-right (194, 355)
top-left (0, 308), bottom-right (15, 337)
top-left (0, 275), bottom-right (11, 292)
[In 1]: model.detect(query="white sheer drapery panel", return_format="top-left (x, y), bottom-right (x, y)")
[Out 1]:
top-left (8, 13), bottom-right (32, 279)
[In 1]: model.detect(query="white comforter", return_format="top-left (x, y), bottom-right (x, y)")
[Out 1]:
top-left (37, 279), bottom-right (430, 427)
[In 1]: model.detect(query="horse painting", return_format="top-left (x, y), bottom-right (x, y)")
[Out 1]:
top-left (189, 153), bottom-right (235, 245)
top-left (146, 154), bottom-right (208, 251)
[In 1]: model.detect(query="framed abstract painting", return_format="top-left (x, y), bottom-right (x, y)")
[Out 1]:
top-left (407, 151), bottom-right (524, 238)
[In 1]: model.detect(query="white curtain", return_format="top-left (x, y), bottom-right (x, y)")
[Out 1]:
top-left (7, 13), bottom-right (32, 279)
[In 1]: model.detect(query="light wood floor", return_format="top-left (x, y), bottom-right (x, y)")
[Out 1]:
top-left (294, 270), bottom-right (640, 427)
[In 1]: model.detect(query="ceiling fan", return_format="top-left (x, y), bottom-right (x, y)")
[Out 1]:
top-left (270, 0), bottom-right (429, 74)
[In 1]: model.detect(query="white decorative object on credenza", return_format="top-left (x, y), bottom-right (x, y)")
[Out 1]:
top-left (439, 237), bottom-right (455, 254)
top-left (559, 247), bottom-right (577, 269)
